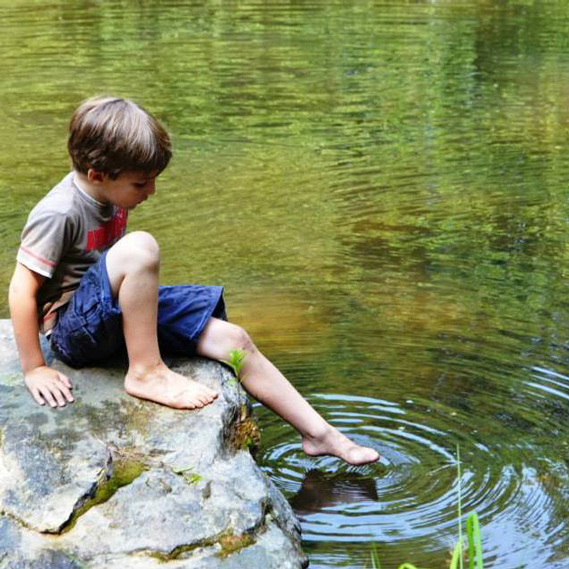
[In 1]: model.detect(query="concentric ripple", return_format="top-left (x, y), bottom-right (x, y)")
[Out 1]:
top-left (257, 390), bottom-right (569, 568)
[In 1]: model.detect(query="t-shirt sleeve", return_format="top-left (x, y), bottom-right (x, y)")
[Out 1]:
top-left (17, 209), bottom-right (70, 279)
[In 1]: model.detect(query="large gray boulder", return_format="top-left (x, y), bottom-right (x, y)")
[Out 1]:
top-left (0, 320), bottom-right (307, 568)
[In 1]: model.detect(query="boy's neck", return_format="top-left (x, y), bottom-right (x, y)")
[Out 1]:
top-left (73, 171), bottom-right (108, 205)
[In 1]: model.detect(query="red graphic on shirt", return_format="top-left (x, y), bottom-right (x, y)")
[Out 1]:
top-left (86, 208), bottom-right (128, 251)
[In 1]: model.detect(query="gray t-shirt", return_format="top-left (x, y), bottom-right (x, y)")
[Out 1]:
top-left (17, 172), bottom-right (128, 332)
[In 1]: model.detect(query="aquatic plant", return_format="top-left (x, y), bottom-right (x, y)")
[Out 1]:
top-left (370, 516), bottom-right (482, 569)
top-left (370, 445), bottom-right (483, 569)
top-left (452, 444), bottom-right (483, 569)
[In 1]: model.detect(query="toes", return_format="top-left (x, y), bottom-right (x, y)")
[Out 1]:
top-left (201, 387), bottom-right (218, 402)
top-left (181, 386), bottom-right (217, 409)
top-left (346, 446), bottom-right (380, 465)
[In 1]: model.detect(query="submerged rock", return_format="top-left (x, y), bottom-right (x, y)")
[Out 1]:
top-left (0, 320), bottom-right (307, 568)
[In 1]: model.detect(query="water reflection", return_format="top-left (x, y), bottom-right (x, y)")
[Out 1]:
top-left (290, 470), bottom-right (379, 518)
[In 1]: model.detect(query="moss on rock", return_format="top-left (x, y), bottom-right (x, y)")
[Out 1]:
top-left (60, 457), bottom-right (147, 534)
top-left (230, 414), bottom-right (261, 456)
top-left (216, 531), bottom-right (256, 558)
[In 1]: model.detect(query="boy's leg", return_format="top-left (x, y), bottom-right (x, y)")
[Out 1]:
top-left (105, 231), bottom-right (218, 409)
top-left (196, 318), bottom-right (380, 466)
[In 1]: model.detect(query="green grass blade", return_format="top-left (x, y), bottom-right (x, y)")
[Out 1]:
top-left (456, 444), bottom-right (463, 569)
top-left (370, 542), bottom-right (381, 569)
top-left (466, 512), bottom-right (483, 569)
top-left (449, 538), bottom-right (463, 569)
top-left (467, 513), bottom-right (475, 569)
top-left (367, 445), bottom-right (484, 569)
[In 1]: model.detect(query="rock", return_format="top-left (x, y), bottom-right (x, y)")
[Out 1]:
top-left (0, 320), bottom-right (307, 569)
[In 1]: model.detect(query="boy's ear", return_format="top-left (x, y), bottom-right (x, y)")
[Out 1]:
top-left (87, 169), bottom-right (106, 184)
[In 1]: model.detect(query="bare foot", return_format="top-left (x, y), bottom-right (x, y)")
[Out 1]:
top-left (302, 425), bottom-right (380, 466)
top-left (125, 362), bottom-right (218, 410)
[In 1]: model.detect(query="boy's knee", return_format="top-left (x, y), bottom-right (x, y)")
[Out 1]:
top-left (226, 323), bottom-right (256, 354)
top-left (107, 232), bottom-right (160, 287)
top-left (124, 231), bottom-right (159, 255)
top-left (115, 231), bottom-right (160, 269)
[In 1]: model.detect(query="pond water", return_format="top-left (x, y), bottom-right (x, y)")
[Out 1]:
top-left (2, 0), bottom-right (569, 567)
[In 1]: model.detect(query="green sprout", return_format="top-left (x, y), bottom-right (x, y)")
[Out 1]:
top-left (223, 348), bottom-right (249, 421)
top-left (172, 466), bottom-right (203, 485)
top-left (223, 348), bottom-right (247, 385)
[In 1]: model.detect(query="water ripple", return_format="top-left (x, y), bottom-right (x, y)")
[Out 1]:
top-left (259, 390), bottom-right (569, 567)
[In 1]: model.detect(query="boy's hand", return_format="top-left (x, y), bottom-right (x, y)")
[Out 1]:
top-left (24, 366), bottom-right (74, 408)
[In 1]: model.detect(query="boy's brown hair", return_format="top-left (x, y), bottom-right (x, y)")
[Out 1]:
top-left (68, 96), bottom-right (172, 179)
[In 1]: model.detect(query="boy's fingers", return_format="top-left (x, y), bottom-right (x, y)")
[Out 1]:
top-left (31, 388), bottom-right (46, 406)
top-left (58, 372), bottom-right (72, 389)
top-left (38, 386), bottom-right (58, 408)
top-left (56, 379), bottom-right (75, 403)
top-left (50, 386), bottom-right (67, 407)
top-left (50, 382), bottom-right (71, 407)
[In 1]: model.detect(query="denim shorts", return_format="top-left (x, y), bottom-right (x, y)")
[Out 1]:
top-left (50, 251), bottom-right (226, 368)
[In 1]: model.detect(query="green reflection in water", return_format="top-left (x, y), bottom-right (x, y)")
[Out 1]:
top-left (2, 1), bottom-right (569, 567)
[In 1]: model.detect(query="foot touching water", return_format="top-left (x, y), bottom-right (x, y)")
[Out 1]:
top-left (302, 425), bottom-right (380, 465)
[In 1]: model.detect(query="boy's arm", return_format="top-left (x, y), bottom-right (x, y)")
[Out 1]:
top-left (8, 262), bottom-right (74, 408)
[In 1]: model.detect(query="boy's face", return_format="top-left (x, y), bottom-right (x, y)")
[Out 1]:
top-left (90, 170), bottom-right (157, 210)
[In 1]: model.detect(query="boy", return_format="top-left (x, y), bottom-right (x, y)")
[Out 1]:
top-left (8, 96), bottom-right (379, 466)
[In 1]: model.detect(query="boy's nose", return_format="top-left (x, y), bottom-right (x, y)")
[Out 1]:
top-left (146, 180), bottom-right (156, 195)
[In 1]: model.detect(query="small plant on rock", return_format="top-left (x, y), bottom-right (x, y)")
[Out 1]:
top-left (224, 349), bottom-right (247, 385)
top-left (223, 348), bottom-right (248, 419)
top-left (223, 348), bottom-right (261, 454)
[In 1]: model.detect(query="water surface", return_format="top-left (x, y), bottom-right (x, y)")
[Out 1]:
top-left (2, 1), bottom-right (569, 567)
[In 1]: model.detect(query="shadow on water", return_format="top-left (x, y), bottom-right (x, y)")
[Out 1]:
top-left (289, 469), bottom-right (379, 519)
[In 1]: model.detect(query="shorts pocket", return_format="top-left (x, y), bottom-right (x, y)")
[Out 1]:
top-left (51, 302), bottom-right (124, 368)
top-left (50, 324), bottom-right (94, 369)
